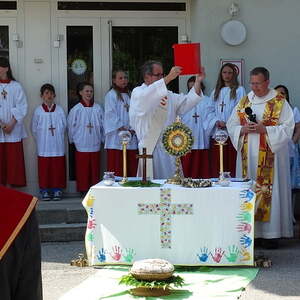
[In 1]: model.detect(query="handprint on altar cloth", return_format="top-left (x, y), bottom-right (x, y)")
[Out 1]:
top-left (240, 247), bottom-right (251, 261)
top-left (239, 190), bottom-right (254, 201)
top-left (87, 232), bottom-right (94, 242)
top-left (237, 211), bottom-right (251, 223)
top-left (87, 218), bottom-right (96, 229)
top-left (110, 245), bottom-right (122, 261)
top-left (210, 248), bottom-right (225, 263)
top-left (123, 248), bottom-right (136, 263)
top-left (225, 245), bottom-right (239, 263)
top-left (97, 248), bottom-right (106, 262)
top-left (197, 247), bottom-right (209, 262)
top-left (236, 222), bottom-right (252, 234)
top-left (240, 234), bottom-right (252, 248)
top-left (240, 202), bottom-right (253, 212)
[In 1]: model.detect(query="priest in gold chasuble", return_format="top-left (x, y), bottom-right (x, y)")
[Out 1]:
top-left (227, 67), bottom-right (295, 240)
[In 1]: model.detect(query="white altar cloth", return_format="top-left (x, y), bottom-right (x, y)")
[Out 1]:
top-left (83, 181), bottom-right (255, 266)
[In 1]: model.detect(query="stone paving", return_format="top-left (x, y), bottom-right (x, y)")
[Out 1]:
top-left (42, 239), bottom-right (300, 300)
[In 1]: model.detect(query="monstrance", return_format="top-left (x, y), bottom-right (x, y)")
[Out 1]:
top-left (162, 116), bottom-right (194, 184)
top-left (118, 130), bottom-right (132, 184)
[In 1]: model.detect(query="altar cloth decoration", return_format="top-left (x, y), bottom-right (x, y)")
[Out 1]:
top-left (58, 266), bottom-right (259, 300)
top-left (83, 181), bottom-right (255, 266)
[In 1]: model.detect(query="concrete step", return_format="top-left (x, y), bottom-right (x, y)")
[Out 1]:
top-left (37, 197), bottom-right (87, 242)
top-left (39, 223), bottom-right (86, 242)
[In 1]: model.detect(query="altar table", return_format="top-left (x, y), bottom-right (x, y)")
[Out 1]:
top-left (83, 181), bottom-right (255, 266)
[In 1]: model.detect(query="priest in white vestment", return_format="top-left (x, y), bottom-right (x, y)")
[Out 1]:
top-left (227, 67), bottom-right (294, 246)
top-left (129, 60), bottom-right (205, 179)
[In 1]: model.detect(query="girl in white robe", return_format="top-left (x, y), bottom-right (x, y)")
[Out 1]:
top-left (32, 84), bottom-right (67, 200)
top-left (67, 82), bottom-right (104, 193)
top-left (104, 70), bottom-right (138, 177)
top-left (0, 57), bottom-right (27, 186)
top-left (209, 63), bottom-right (246, 178)
top-left (181, 78), bottom-right (216, 178)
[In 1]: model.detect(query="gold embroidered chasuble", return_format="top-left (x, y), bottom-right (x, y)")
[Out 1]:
top-left (236, 93), bottom-right (285, 222)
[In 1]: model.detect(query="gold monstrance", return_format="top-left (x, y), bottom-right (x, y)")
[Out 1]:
top-left (162, 116), bottom-right (194, 185)
top-left (118, 130), bottom-right (132, 184)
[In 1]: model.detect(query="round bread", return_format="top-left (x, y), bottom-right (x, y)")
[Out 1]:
top-left (130, 259), bottom-right (174, 281)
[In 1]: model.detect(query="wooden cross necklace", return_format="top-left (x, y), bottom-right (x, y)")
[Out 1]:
top-left (86, 108), bottom-right (94, 134)
top-left (0, 84), bottom-right (8, 99)
top-left (47, 103), bottom-right (56, 136)
top-left (192, 108), bottom-right (200, 124)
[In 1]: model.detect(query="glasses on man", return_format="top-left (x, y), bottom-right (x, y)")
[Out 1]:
top-left (151, 73), bottom-right (164, 78)
top-left (249, 80), bottom-right (266, 87)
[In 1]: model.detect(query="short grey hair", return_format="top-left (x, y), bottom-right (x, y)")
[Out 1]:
top-left (141, 60), bottom-right (162, 78)
top-left (250, 67), bottom-right (270, 80)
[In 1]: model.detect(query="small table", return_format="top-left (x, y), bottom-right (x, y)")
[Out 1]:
top-left (83, 180), bottom-right (255, 266)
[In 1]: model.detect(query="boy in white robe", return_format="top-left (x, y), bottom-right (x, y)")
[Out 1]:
top-left (227, 67), bottom-right (294, 248)
top-left (129, 60), bottom-right (205, 179)
top-left (32, 84), bottom-right (67, 200)
top-left (0, 57), bottom-right (27, 187)
top-left (68, 82), bottom-right (104, 193)
top-left (181, 78), bottom-right (216, 178)
top-left (104, 70), bottom-right (138, 177)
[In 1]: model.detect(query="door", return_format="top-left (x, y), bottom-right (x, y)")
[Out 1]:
top-left (58, 18), bottom-right (101, 192)
top-left (101, 17), bottom-right (186, 94)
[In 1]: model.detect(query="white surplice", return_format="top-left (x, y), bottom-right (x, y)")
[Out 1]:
top-left (210, 86), bottom-right (246, 137)
top-left (67, 102), bottom-right (104, 152)
top-left (0, 81), bottom-right (27, 142)
top-left (129, 78), bottom-right (203, 179)
top-left (31, 104), bottom-right (67, 157)
top-left (181, 95), bottom-right (216, 149)
top-left (227, 89), bottom-right (295, 238)
top-left (104, 89), bottom-right (138, 150)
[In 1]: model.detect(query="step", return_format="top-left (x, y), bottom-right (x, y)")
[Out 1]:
top-left (39, 223), bottom-right (86, 242)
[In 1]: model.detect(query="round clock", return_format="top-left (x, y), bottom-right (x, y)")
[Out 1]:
top-left (71, 58), bottom-right (87, 75)
top-left (220, 20), bottom-right (247, 46)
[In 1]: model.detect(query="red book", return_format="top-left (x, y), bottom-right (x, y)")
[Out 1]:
top-left (173, 43), bottom-right (201, 75)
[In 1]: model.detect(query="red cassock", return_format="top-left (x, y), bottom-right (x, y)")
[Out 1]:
top-left (0, 141), bottom-right (26, 186)
top-left (209, 138), bottom-right (237, 178)
top-left (75, 150), bottom-right (101, 192)
top-left (38, 156), bottom-right (66, 189)
top-left (106, 149), bottom-right (138, 177)
top-left (181, 149), bottom-right (210, 179)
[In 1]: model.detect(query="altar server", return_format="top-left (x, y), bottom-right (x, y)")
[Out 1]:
top-left (104, 70), bottom-right (138, 177)
top-left (68, 82), bottom-right (104, 193)
top-left (32, 84), bottom-right (66, 200)
top-left (227, 67), bottom-right (294, 248)
top-left (209, 63), bottom-right (246, 178)
top-left (181, 77), bottom-right (216, 178)
top-left (0, 57), bottom-right (27, 187)
top-left (129, 60), bottom-right (205, 179)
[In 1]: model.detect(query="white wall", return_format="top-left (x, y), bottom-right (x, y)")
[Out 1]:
top-left (191, 0), bottom-right (300, 105)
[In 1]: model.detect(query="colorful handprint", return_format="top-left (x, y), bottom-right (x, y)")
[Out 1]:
top-left (240, 202), bottom-right (253, 212)
top-left (97, 248), bottom-right (106, 262)
top-left (240, 234), bottom-right (252, 248)
top-left (197, 247), bottom-right (209, 262)
top-left (210, 248), bottom-right (225, 263)
top-left (240, 190), bottom-right (254, 201)
top-left (240, 247), bottom-right (251, 261)
top-left (236, 222), bottom-right (252, 234)
top-left (225, 245), bottom-right (239, 263)
top-left (86, 232), bottom-right (94, 241)
top-left (87, 218), bottom-right (96, 229)
top-left (237, 212), bottom-right (251, 223)
top-left (110, 245), bottom-right (122, 261)
top-left (123, 248), bottom-right (135, 263)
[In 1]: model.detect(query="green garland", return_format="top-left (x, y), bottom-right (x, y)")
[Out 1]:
top-left (120, 180), bottom-right (161, 187)
top-left (162, 122), bottom-right (194, 157)
top-left (119, 274), bottom-right (184, 290)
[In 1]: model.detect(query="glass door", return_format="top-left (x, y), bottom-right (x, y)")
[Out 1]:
top-left (58, 18), bottom-right (101, 192)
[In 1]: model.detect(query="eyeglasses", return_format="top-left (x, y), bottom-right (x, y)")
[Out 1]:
top-left (249, 80), bottom-right (267, 87)
top-left (151, 73), bottom-right (164, 78)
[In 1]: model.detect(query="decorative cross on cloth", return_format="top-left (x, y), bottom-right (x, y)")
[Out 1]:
top-left (48, 124), bottom-right (56, 136)
top-left (138, 188), bottom-right (193, 248)
top-left (1, 89), bottom-right (7, 99)
top-left (136, 147), bottom-right (153, 183)
top-left (192, 111), bottom-right (200, 124)
top-left (124, 103), bottom-right (129, 112)
top-left (87, 122), bottom-right (94, 134)
top-left (219, 101), bottom-right (226, 113)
